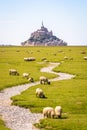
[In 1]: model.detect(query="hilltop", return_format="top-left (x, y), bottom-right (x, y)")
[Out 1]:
top-left (21, 22), bottom-right (67, 46)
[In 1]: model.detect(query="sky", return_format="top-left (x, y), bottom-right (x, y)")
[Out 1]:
top-left (0, 0), bottom-right (87, 46)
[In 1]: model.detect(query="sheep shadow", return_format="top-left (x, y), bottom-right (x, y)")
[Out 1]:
top-left (37, 96), bottom-right (48, 99)
top-left (54, 115), bottom-right (68, 120)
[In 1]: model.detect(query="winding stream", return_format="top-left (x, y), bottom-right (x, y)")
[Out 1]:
top-left (0, 62), bottom-right (75, 130)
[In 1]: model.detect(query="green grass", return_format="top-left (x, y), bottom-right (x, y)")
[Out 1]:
top-left (12, 79), bottom-right (87, 114)
top-left (35, 114), bottom-right (87, 130)
top-left (0, 46), bottom-right (57, 90)
top-left (0, 46), bottom-right (87, 130)
top-left (0, 118), bottom-right (10, 130)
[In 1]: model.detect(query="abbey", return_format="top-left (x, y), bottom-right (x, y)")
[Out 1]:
top-left (21, 22), bottom-right (67, 46)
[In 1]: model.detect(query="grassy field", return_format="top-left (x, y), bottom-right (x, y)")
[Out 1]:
top-left (0, 117), bottom-right (10, 130)
top-left (0, 46), bottom-right (87, 130)
top-left (0, 46), bottom-right (57, 91)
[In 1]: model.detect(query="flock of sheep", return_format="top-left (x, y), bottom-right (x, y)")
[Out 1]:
top-left (36, 88), bottom-right (62, 119)
top-left (9, 56), bottom-right (63, 119)
top-left (9, 69), bottom-right (62, 119)
top-left (43, 106), bottom-right (62, 119)
top-left (9, 69), bottom-right (34, 82)
top-left (8, 51), bottom-right (87, 120)
top-left (9, 69), bottom-right (51, 84)
top-left (35, 51), bottom-right (86, 119)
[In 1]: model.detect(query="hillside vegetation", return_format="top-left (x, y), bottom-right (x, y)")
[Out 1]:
top-left (0, 46), bottom-right (87, 130)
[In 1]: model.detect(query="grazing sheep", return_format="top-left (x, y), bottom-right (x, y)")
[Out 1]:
top-left (55, 106), bottom-right (62, 118)
top-left (9, 69), bottom-right (19, 76)
top-left (69, 57), bottom-right (73, 60)
top-left (28, 77), bottom-right (34, 82)
top-left (24, 57), bottom-right (35, 61)
top-left (40, 76), bottom-right (50, 85)
top-left (24, 58), bottom-right (29, 61)
top-left (64, 56), bottom-right (68, 60)
top-left (41, 57), bottom-right (47, 61)
top-left (16, 50), bottom-right (20, 52)
top-left (83, 56), bottom-right (87, 60)
top-left (58, 50), bottom-right (63, 53)
top-left (36, 88), bottom-right (45, 98)
top-left (22, 73), bottom-right (29, 79)
top-left (43, 107), bottom-right (55, 118)
top-left (81, 51), bottom-right (86, 54)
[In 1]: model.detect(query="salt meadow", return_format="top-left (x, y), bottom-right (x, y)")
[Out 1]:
top-left (0, 46), bottom-right (87, 130)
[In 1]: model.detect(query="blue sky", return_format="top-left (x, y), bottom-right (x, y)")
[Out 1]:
top-left (0, 0), bottom-right (87, 46)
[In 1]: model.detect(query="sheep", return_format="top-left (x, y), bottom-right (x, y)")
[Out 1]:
top-left (69, 57), bottom-right (73, 60)
top-left (40, 76), bottom-right (50, 85)
top-left (36, 88), bottom-right (45, 98)
top-left (24, 57), bottom-right (35, 61)
top-left (28, 77), bottom-right (34, 82)
top-left (41, 57), bottom-right (47, 61)
top-left (64, 56), bottom-right (68, 60)
top-left (22, 73), bottom-right (29, 79)
top-left (9, 69), bottom-right (19, 76)
top-left (55, 106), bottom-right (62, 118)
top-left (43, 107), bottom-right (55, 118)
top-left (83, 56), bottom-right (87, 60)
top-left (58, 50), bottom-right (63, 53)
top-left (29, 57), bottom-right (35, 61)
top-left (81, 51), bottom-right (86, 54)
top-left (24, 58), bottom-right (29, 61)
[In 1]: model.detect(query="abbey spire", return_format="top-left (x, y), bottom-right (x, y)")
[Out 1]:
top-left (42, 21), bottom-right (44, 27)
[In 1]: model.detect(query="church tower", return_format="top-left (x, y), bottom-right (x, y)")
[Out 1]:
top-left (41, 21), bottom-right (48, 32)
top-left (41, 21), bottom-right (44, 29)
top-left (42, 21), bottom-right (44, 27)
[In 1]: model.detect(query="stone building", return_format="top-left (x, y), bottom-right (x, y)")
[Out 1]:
top-left (21, 22), bottom-right (67, 46)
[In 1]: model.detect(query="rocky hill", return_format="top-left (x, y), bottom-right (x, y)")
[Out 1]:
top-left (21, 22), bottom-right (67, 46)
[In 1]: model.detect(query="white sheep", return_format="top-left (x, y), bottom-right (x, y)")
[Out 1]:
top-left (22, 73), bottom-right (29, 79)
top-left (24, 57), bottom-right (35, 61)
top-left (28, 77), bottom-right (34, 82)
top-left (36, 88), bottom-right (45, 98)
top-left (43, 107), bottom-right (55, 118)
top-left (83, 56), bottom-right (87, 60)
top-left (55, 106), bottom-right (62, 118)
top-left (64, 56), bottom-right (68, 60)
top-left (40, 76), bottom-right (50, 84)
top-left (24, 57), bottom-right (29, 61)
top-left (9, 69), bottom-right (19, 76)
